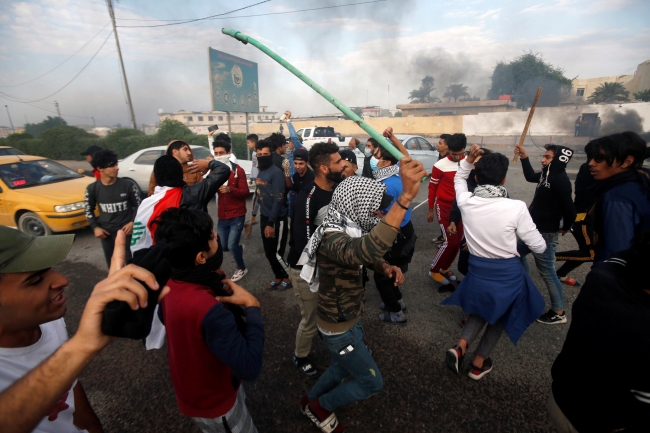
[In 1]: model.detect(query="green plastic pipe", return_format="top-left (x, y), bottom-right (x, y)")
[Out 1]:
top-left (221, 28), bottom-right (404, 162)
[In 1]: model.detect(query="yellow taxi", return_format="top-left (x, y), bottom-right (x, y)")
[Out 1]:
top-left (0, 155), bottom-right (95, 236)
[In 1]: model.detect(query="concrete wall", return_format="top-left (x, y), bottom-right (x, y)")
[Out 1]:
top-left (251, 115), bottom-right (464, 137)
top-left (463, 102), bottom-right (650, 136)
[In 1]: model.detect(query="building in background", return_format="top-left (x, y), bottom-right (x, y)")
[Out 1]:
top-left (158, 106), bottom-right (278, 134)
top-left (570, 59), bottom-right (650, 103)
top-left (396, 100), bottom-right (520, 117)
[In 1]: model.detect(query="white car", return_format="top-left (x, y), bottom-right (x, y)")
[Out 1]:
top-left (118, 145), bottom-right (254, 195)
top-left (295, 126), bottom-right (352, 149)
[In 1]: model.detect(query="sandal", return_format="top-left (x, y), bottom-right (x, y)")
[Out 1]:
top-left (265, 281), bottom-right (280, 290)
top-left (277, 281), bottom-right (292, 291)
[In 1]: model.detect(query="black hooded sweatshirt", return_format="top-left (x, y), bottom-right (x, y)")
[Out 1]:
top-left (520, 145), bottom-right (576, 233)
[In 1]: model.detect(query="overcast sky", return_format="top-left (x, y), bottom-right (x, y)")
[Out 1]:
top-left (0, 0), bottom-right (648, 128)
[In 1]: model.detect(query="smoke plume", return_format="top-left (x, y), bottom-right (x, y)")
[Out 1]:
top-left (600, 108), bottom-right (645, 136)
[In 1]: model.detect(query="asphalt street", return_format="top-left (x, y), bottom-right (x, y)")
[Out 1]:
top-left (54, 145), bottom-right (590, 432)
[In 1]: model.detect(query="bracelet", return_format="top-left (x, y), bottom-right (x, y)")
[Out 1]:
top-left (400, 193), bottom-right (413, 202)
top-left (395, 199), bottom-right (410, 211)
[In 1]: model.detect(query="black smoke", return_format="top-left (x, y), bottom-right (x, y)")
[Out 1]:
top-left (519, 77), bottom-right (570, 109)
top-left (600, 108), bottom-right (645, 136)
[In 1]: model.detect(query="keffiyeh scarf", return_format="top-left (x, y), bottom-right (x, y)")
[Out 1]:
top-left (473, 184), bottom-right (508, 198)
top-left (373, 163), bottom-right (400, 182)
top-left (298, 176), bottom-right (386, 292)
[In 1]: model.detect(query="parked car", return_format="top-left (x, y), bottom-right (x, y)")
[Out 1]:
top-left (295, 126), bottom-right (352, 149)
top-left (0, 155), bottom-right (95, 236)
top-left (395, 135), bottom-right (439, 169)
top-left (118, 145), bottom-right (254, 195)
top-left (0, 146), bottom-right (24, 156)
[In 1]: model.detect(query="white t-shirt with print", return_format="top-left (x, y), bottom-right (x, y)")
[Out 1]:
top-left (0, 318), bottom-right (85, 433)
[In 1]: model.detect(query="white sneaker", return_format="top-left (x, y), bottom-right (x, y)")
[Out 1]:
top-left (231, 268), bottom-right (248, 282)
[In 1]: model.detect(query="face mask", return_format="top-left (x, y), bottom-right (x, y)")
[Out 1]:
top-left (370, 156), bottom-right (379, 172)
top-left (215, 154), bottom-right (231, 165)
top-left (257, 155), bottom-right (273, 170)
top-left (325, 167), bottom-right (344, 183)
top-left (364, 148), bottom-right (372, 158)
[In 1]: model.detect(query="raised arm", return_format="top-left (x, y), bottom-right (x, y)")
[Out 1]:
top-left (383, 127), bottom-right (409, 157)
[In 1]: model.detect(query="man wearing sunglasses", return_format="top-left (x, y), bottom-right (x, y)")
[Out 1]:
top-left (586, 132), bottom-right (650, 262)
top-left (514, 144), bottom-right (576, 326)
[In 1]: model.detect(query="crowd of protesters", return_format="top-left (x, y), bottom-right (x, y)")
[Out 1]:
top-left (0, 118), bottom-right (649, 433)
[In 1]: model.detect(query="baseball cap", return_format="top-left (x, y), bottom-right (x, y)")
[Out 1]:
top-left (80, 145), bottom-right (104, 156)
top-left (0, 226), bottom-right (74, 273)
top-left (294, 148), bottom-right (309, 162)
top-left (339, 149), bottom-right (357, 166)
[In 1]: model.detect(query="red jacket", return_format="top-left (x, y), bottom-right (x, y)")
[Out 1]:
top-left (217, 163), bottom-right (249, 220)
top-left (428, 155), bottom-right (465, 209)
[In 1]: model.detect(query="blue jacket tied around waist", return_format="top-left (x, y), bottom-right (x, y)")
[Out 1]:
top-left (441, 255), bottom-right (545, 344)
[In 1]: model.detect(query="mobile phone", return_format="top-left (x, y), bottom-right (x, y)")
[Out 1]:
top-left (208, 124), bottom-right (219, 132)
top-left (339, 344), bottom-right (355, 355)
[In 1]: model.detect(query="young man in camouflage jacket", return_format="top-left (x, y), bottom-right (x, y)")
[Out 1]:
top-left (297, 157), bottom-right (427, 433)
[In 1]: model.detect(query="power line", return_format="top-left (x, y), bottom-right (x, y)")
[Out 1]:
top-left (0, 30), bottom-right (113, 104)
top-left (0, 23), bottom-right (111, 88)
top-left (116, 0), bottom-right (385, 28)
top-left (116, 1), bottom-right (271, 28)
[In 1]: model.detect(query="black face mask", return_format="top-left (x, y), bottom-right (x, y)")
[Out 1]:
top-left (257, 155), bottom-right (273, 170)
top-left (169, 237), bottom-right (227, 296)
top-left (326, 167), bottom-right (344, 183)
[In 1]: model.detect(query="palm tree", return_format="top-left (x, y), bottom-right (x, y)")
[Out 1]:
top-left (443, 84), bottom-right (470, 102)
top-left (408, 76), bottom-right (441, 103)
top-left (587, 82), bottom-right (630, 104)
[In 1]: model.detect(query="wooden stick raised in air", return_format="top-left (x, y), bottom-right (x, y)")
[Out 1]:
top-left (513, 87), bottom-right (543, 163)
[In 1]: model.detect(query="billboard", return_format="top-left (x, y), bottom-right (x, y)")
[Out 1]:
top-left (208, 47), bottom-right (259, 113)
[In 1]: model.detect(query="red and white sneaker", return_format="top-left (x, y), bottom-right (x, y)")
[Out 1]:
top-left (303, 397), bottom-right (345, 432)
top-left (468, 358), bottom-right (493, 380)
top-left (231, 268), bottom-right (248, 282)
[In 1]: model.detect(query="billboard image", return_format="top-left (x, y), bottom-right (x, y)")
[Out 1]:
top-left (208, 47), bottom-right (259, 113)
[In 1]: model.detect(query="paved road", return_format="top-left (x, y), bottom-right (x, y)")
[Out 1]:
top-left (54, 147), bottom-right (589, 432)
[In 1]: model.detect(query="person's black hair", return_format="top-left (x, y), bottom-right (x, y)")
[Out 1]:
top-left (153, 155), bottom-right (184, 187)
top-left (440, 133), bottom-right (451, 144)
top-left (584, 141), bottom-right (595, 160)
top-left (215, 133), bottom-right (231, 144)
top-left (255, 138), bottom-right (273, 153)
top-left (474, 152), bottom-right (509, 186)
top-left (246, 134), bottom-right (258, 143)
top-left (624, 229), bottom-right (650, 290)
top-left (544, 143), bottom-right (558, 154)
top-left (308, 142), bottom-right (339, 170)
top-left (212, 140), bottom-right (231, 153)
top-left (367, 138), bottom-right (380, 149)
top-left (92, 149), bottom-right (118, 169)
top-left (376, 145), bottom-right (398, 165)
top-left (269, 133), bottom-right (286, 151)
top-left (447, 133), bottom-right (467, 152)
top-left (151, 208), bottom-right (214, 269)
top-left (591, 131), bottom-right (647, 168)
top-left (166, 140), bottom-right (190, 156)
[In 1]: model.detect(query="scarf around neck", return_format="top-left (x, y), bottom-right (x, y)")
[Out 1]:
top-left (298, 176), bottom-right (386, 291)
top-left (373, 163), bottom-right (400, 182)
top-left (474, 184), bottom-right (508, 198)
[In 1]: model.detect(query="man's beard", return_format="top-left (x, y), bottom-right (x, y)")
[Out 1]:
top-left (326, 168), bottom-right (344, 183)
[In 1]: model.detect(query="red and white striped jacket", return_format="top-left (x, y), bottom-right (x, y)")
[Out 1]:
top-left (428, 155), bottom-right (465, 209)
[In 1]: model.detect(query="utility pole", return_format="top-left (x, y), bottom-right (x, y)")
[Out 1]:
top-left (4, 105), bottom-right (15, 133)
top-left (106, 0), bottom-right (137, 129)
top-left (54, 101), bottom-right (63, 125)
top-left (91, 117), bottom-right (96, 128)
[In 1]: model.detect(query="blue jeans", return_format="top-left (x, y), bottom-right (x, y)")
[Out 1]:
top-left (217, 216), bottom-right (246, 270)
top-left (308, 321), bottom-right (383, 412)
top-left (517, 232), bottom-right (564, 312)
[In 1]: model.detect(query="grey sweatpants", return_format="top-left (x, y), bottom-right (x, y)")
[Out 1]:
top-left (459, 315), bottom-right (503, 359)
